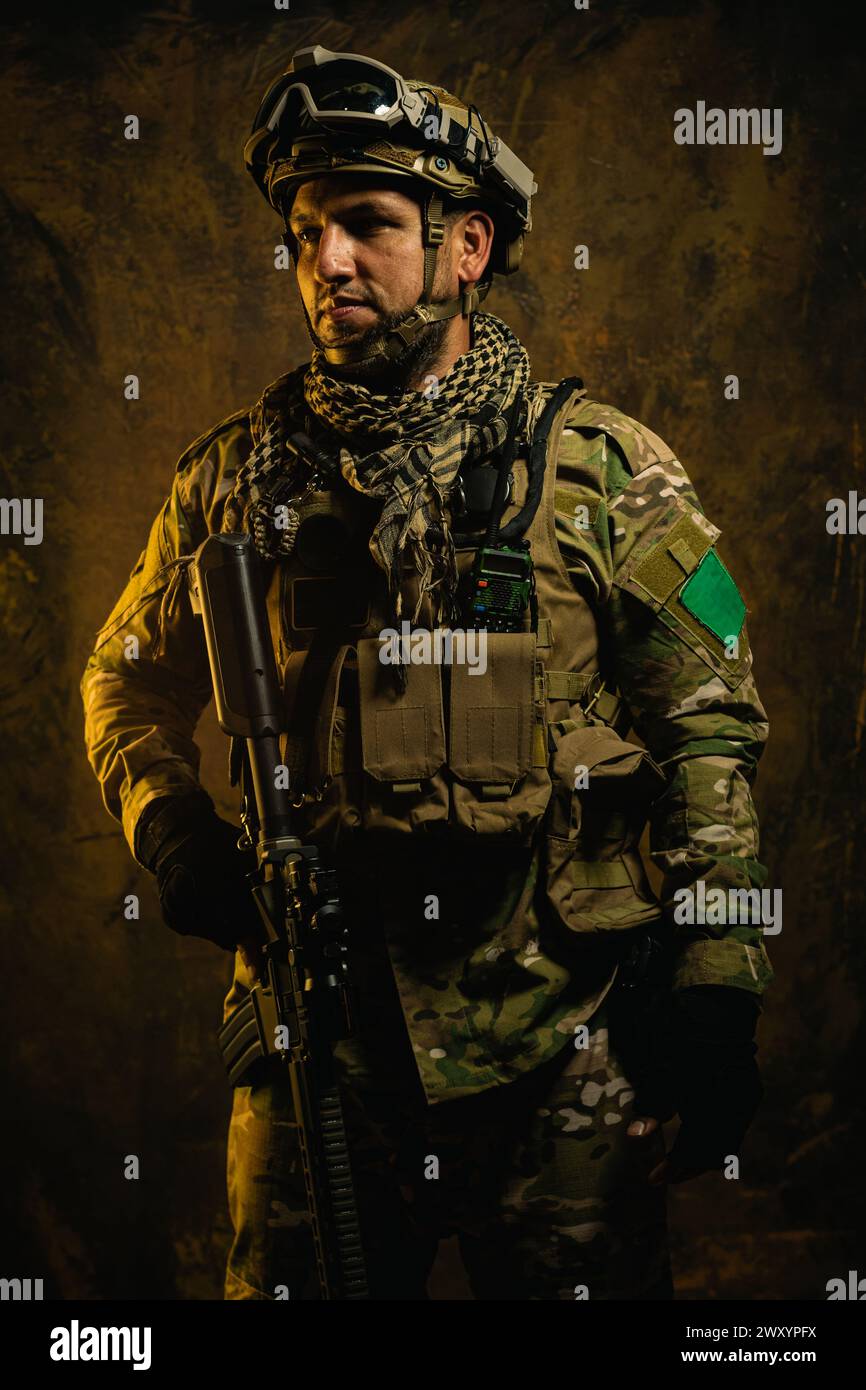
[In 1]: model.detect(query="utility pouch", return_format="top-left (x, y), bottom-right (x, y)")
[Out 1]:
top-left (448, 632), bottom-right (551, 841)
top-left (355, 636), bottom-right (449, 834)
top-left (543, 719), bottom-right (666, 932)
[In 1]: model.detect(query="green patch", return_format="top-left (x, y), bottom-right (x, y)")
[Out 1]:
top-left (680, 549), bottom-right (745, 644)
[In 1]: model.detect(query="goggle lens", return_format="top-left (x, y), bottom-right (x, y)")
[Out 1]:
top-left (301, 59), bottom-right (399, 116)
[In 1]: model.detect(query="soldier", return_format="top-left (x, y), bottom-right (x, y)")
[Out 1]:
top-left (80, 45), bottom-right (772, 1301)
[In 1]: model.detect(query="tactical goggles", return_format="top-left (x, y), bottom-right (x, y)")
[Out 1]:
top-left (250, 45), bottom-right (536, 228)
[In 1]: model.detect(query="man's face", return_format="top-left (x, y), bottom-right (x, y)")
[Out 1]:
top-left (288, 175), bottom-right (435, 352)
top-left (284, 175), bottom-right (494, 391)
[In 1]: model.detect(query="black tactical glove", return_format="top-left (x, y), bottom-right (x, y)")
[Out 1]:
top-left (134, 792), bottom-right (264, 952)
top-left (669, 985), bottom-right (762, 1178)
top-left (633, 983), bottom-right (763, 1181)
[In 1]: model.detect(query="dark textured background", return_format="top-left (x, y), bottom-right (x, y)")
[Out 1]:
top-left (1, 0), bottom-right (864, 1299)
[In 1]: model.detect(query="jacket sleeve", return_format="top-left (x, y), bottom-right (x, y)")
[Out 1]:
top-left (80, 414), bottom-right (251, 863)
top-left (553, 403), bottom-right (773, 997)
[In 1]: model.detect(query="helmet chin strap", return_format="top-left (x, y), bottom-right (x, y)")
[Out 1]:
top-left (289, 191), bottom-right (489, 374)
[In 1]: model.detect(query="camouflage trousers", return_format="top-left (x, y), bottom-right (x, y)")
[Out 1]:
top-left (224, 997), bottom-right (672, 1301)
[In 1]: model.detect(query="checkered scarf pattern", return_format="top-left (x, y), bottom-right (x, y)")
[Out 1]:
top-left (223, 311), bottom-right (534, 631)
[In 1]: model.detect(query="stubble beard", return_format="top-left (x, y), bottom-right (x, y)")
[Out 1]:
top-left (311, 303), bottom-right (454, 394)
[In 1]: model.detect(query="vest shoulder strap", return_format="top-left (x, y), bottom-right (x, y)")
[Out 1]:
top-left (499, 376), bottom-right (587, 543)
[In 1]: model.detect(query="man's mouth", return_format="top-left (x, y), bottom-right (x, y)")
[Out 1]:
top-left (321, 297), bottom-right (373, 322)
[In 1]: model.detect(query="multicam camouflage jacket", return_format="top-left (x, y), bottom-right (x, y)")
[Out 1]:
top-left (80, 372), bottom-right (772, 1105)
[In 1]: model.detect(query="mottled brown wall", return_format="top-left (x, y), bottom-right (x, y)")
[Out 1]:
top-left (1, 0), bottom-right (863, 1299)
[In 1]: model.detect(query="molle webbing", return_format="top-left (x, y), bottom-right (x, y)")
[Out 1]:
top-left (544, 669), bottom-right (627, 734)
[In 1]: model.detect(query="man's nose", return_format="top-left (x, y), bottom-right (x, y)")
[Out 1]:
top-left (313, 225), bottom-right (356, 283)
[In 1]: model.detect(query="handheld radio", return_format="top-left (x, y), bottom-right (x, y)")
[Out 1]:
top-left (464, 387), bottom-right (534, 631)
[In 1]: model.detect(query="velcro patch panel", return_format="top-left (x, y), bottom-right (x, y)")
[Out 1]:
top-left (630, 509), bottom-right (718, 608)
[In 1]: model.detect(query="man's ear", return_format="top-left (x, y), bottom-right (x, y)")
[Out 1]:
top-left (458, 208), bottom-right (497, 287)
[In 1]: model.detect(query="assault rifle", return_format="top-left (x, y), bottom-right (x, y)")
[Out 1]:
top-left (188, 531), bottom-right (368, 1301)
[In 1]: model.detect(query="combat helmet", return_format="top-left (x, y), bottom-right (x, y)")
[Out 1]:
top-left (244, 45), bottom-right (537, 369)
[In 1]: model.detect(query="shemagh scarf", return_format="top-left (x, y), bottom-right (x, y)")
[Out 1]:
top-left (223, 311), bottom-right (539, 649)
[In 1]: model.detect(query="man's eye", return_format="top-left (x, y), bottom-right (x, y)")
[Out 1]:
top-left (293, 219), bottom-right (391, 244)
